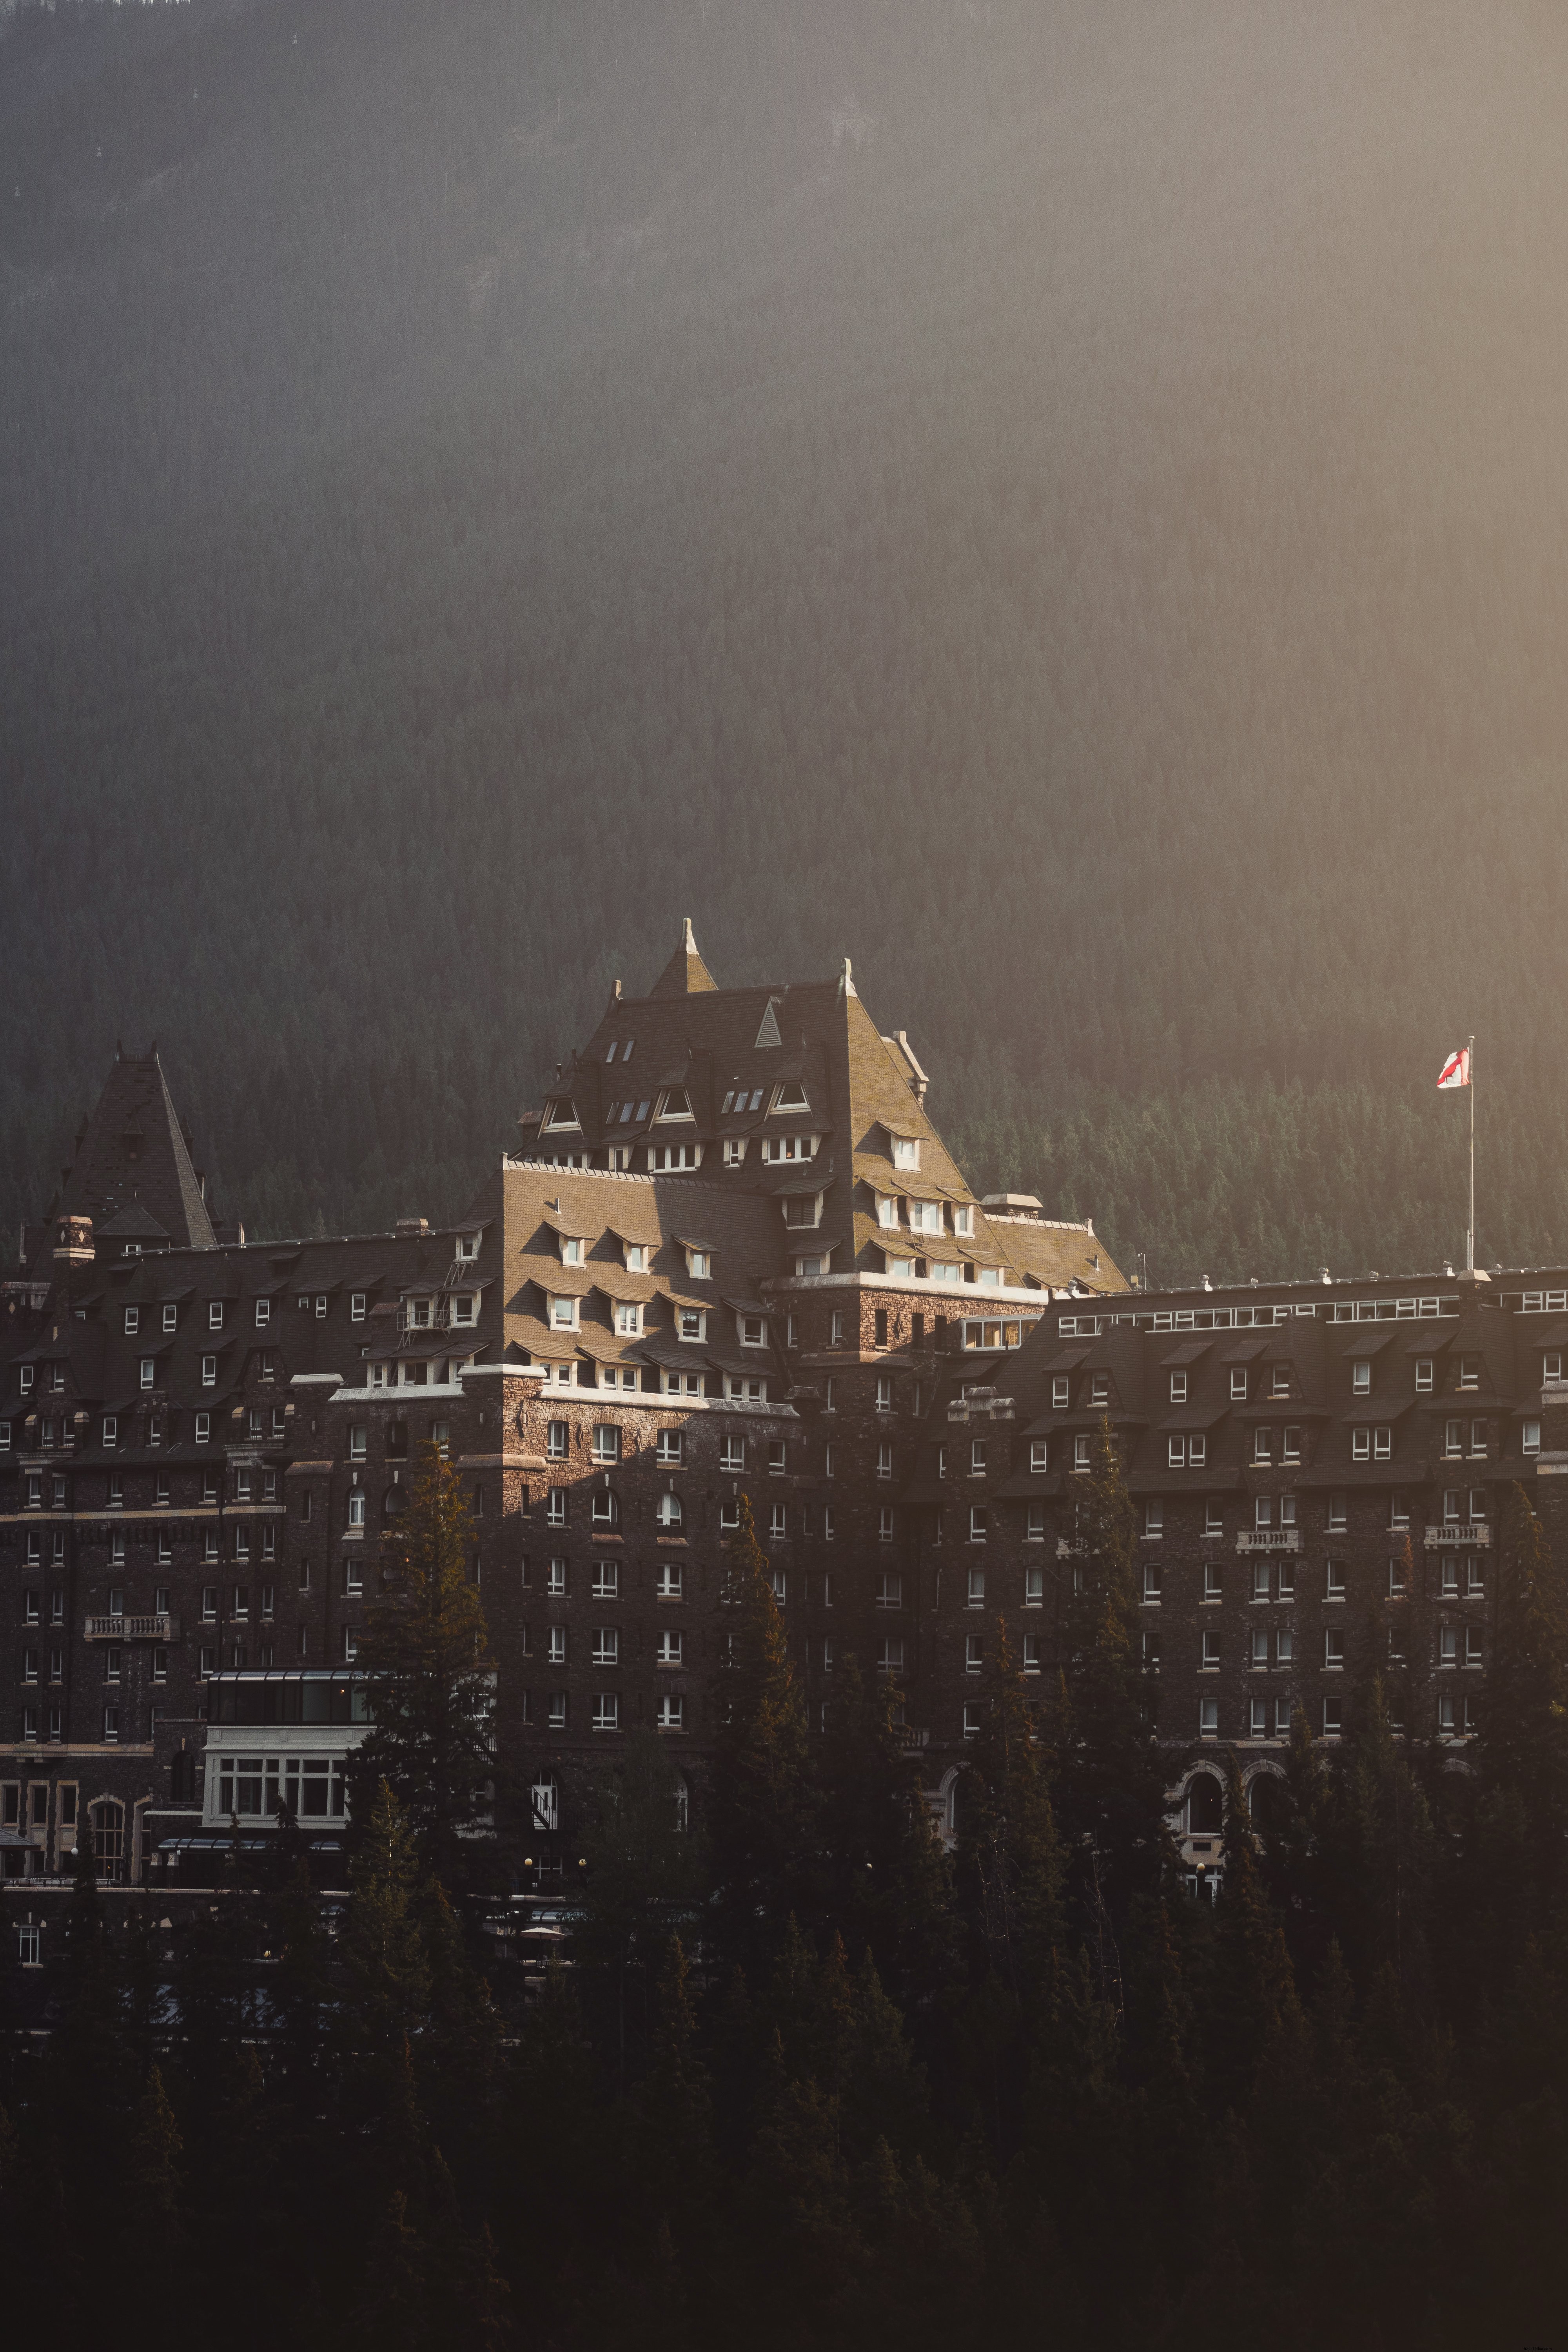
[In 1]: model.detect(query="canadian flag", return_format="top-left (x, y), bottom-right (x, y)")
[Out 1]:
top-left (1437, 1047), bottom-right (1471, 1090)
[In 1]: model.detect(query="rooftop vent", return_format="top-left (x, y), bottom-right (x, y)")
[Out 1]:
top-left (396, 1218), bottom-right (429, 1240)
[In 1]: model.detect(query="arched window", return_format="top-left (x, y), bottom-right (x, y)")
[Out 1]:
top-left (673, 1775), bottom-right (690, 1834)
top-left (1247, 1772), bottom-right (1284, 1835)
top-left (655, 1492), bottom-right (684, 1532)
top-left (91, 1799), bottom-right (125, 1884)
top-left (1186, 1772), bottom-right (1224, 1836)
top-left (383, 1486), bottom-right (404, 1522)
top-left (530, 1771), bottom-right (559, 1834)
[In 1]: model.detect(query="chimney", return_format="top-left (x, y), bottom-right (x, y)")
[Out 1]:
top-left (396, 1218), bottom-right (429, 1240)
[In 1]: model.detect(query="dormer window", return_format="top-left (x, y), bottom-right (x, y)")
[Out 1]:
top-left (723, 1139), bottom-right (748, 1167)
top-left (951, 1205), bottom-right (974, 1238)
top-left (722, 1088), bottom-right (765, 1116)
top-left (544, 1099), bottom-right (581, 1131)
top-left (605, 1040), bottom-right (619, 1062)
top-left (548, 1294), bottom-right (580, 1331)
top-left (456, 1233), bottom-right (480, 1261)
top-left (740, 1315), bottom-right (767, 1348)
top-left (1169, 1371), bottom-right (1188, 1403)
top-left (877, 1195), bottom-right (898, 1229)
top-left (1458, 1355), bottom-right (1480, 1391)
top-left (657, 1089), bottom-right (694, 1122)
top-left (782, 1195), bottom-right (821, 1231)
top-left (615, 1301), bottom-right (643, 1336)
top-left (762, 1135), bottom-right (816, 1165)
top-left (679, 1308), bottom-right (706, 1342)
top-left (681, 1246), bottom-right (712, 1280)
top-left (1230, 1369), bottom-right (1249, 1401)
top-left (909, 1199), bottom-right (942, 1235)
top-left (891, 1136), bottom-right (920, 1171)
top-left (772, 1081), bottom-right (810, 1113)
top-left (560, 1236), bottom-right (584, 1267)
top-left (124, 1307), bottom-right (139, 1337)
top-left (1090, 1373), bottom-right (1109, 1406)
top-left (451, 1294), bottom-right (477, 1326)
top-left (208, 1301), bottom-right (225, 1331)
top-left (623, 1242), bottom-right (650, 1272)
top-left (1270, 1367), bottom-right (1289, 1397)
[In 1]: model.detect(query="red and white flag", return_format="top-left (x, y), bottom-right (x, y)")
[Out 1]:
top-left (1437, 1047), bottom-right (1471, 1090)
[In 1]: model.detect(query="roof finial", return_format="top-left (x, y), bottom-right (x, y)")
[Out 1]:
top-left (683, 916), bottom-right (697, 953)
top-left (837, 956), bottom-right (857, 1000)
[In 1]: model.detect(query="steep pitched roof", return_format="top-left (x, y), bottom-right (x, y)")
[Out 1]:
top-left (647, 917), bottom-right (719, 998)
top-left (42, 1049), bottom-right (217, 1263)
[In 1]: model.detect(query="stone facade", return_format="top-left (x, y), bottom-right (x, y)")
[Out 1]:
top-left (4, 946), bottom-right (1564, 1898)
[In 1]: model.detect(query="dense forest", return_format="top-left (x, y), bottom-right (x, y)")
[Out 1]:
top-left (4, 0), bottom-right (1568, 1281)
top-left (6, 1453), bottom-right (1568, 2349)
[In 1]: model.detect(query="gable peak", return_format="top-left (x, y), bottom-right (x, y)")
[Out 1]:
top-left (648, 917), bottom-right (719, 998)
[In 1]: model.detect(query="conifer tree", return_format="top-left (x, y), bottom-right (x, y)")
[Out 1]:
top-left (351, 1440), bottom-right (495, 1883)
top-left (955, 1618), bottom-right (1064, 1999)
top-left (338, 1780), bottom-right (433, 2084)
top-left (122, 2064), bottom-right (185, 2252)
top-left (703, 1492), bottom-right (816, 1966)
top-left (1480, 1481), bottom-right (1568, 1913)
top-left (1206, 1752), bottom-right (1305, 2114)
top-left (1056, 1417), bottom-right (1170, 1916)
top-left (813, 1649), bottom-right (954, 1996)
top-left (576, 1724), bottom-right (698, 2078)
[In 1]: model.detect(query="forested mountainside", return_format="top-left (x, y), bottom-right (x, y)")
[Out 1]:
top-left (4, 0), bottom-right (1567, 1280)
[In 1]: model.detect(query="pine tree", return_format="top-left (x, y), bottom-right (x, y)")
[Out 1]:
top-left (1480, 1481), bottom-right (1568, 1915)
top-left (338, 1780), bottom-right (433, 2090)
top-left (350, 1440), bottom-right (495, 1884)
top-left (575, 1724), bottom-right (698, 2083)
top-left (954, 1618), bottom-right (1065, 2001)
top-left (813, 1650), bottom-right (954, 1999)
top-left (1056, 1417), bottom-right (1171, 1921)
top-left (703, 1492), bottom-right (816, 1967)
top-left (1205, 1752), bottom-right (1305, 2114)
top-left (121, 2065), bottom-right (185, 2253)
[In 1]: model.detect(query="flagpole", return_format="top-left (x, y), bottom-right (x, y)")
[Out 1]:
top-left (1467, 1033), bottom-right (1475, 1274)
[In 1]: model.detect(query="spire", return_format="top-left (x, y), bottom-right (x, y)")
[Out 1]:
top-left (648, 916), bottom-right (719, 998)
top-left (36, 1046), bottom-right (217, 1266)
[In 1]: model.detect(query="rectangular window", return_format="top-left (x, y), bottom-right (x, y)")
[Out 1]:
top-left (1250, 1628), bottom-right (1269, 1668)
top-left (1252, 1563), bottom-right (1270, 1601)
top-left (201, 1355), bottom-right (217, 1388)
top-left (877, 1637), bottom-right (904, 1679)
top-left (1199, 1698), bottom-right (1219, 1737)
top-left (1073, 1436), bottom-right (1091, 1473)
top-left (592, 1561), bottom-right (619, 1601)
top-left (1373, 1426), bottom-right (1392, 1461)
top-left (656, 1696), bottom-right (684, 1732)
top-left (1144, 1502), bottom-right (1163, 1539)
top-left (1027, 1505), bottom-right (1046, 1543)
top-left (1230, 1369), bottom-right (1249, 1401)
top-left (1253, 1427), bottom-right (1273, 1464)
top-left (1352, 1428), bottom-right (1370, 1462)
top-left (1323, 1698), bottom-right (1342, 1737)
top-left (877, 1573), bottom-right (904, 1608)
top-left (592, 1425), bottom-right (621, 1465)
top-left (1143, 1563), bottom-right (1161, 1601)
top-left (1201, 1630), bottom-right (1221, 1670)
top-left (1327, 1492), bottom-right (1346, 1534)
top-left (195, 1412), bottom-right (210, 1444)
top-left (1324, 1629), bottom-right (1345, 1670)
top-left (547, 1490), bottom-right (567, 1528)
top-left (1459, 1356), bottom-right (1479, 1391)
top-left (967, 1568), bottom-right (985, 1609)
top-left (1327, 1560), bottom-right (1347, 1597)
top-left (1351, 1360), bottom-right (1371, 1397)
top-left (1205, 1501), bottom-right (1224, 1537)
top-left (1204, 1563), bottom-right (1222, 1601)
top-left (1282, 1425), bottom-right (1301, 1464)
top-left (655, 1562), bottom-right (683, 1600)
top-left (1169, 1370), bottom-right (1188, 1405)
top-left (965, 1635), bottom-right (983, 1675)
top-left (1524, 1419), bottom-right (1542, 1455)
top-left (969, 1505), bottom-right (987, 1544)
top-left (1052, 1376), bottom-right (1070, 1410)
top-left (770, 1504), bottom-right (788, 1541)
top-left (591, 1629), bottom-right (619, 1668)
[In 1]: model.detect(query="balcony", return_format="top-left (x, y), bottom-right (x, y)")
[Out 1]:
top-left (1235, 1528), bottom-right (1301, 1553)
top-left (1424, 1523), bottom-right (1491, 1548)
top-left (85, 1613), bottom-right (178, 1641)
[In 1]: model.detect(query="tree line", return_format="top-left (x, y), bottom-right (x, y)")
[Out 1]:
top-left (5, 1443), bottom-right (1568, 2347)
top-left (5, 0), bottom-right (1568, 1283)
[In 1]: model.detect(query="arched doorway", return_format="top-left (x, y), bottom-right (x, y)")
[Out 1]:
top-left (1247, 1771), bottom-right (1285, 1836)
